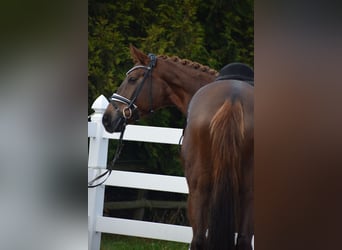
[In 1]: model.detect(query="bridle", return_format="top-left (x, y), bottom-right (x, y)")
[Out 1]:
top-left (110, 53), bottom-right (157, 122)
top-left (88, 53), bottom-right (157, 188)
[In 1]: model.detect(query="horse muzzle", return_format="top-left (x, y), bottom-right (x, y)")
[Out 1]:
top-left (102, 106), bottom-right (139, 133)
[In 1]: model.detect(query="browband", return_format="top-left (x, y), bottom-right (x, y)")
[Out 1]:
top-left (126, 65), bottom-right (150, 75)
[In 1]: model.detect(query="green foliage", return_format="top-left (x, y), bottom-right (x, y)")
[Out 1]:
top-left (142, 0), bottom-right (205, 59)
top-left (89, 0), bottom-right (254, 175)
top-left (197, 0), bottom-right (254, 68)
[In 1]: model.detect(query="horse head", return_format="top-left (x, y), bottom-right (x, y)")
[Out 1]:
top-left (102, 45), bottom-right (169, 133)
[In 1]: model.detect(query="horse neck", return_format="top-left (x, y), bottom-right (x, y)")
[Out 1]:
top-left (158, 60), bottom-right (216, 115)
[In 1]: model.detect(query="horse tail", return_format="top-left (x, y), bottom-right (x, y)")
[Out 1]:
top-left (207, 99), bottom-right (244, 250)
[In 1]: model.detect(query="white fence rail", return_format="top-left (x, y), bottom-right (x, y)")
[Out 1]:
top-left (88, 95), bottom-right (191, 250)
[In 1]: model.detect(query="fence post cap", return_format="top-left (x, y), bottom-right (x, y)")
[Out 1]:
top-left (91, 95), bottom-right (109, 113)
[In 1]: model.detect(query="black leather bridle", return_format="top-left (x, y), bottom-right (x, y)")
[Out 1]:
top-left (88, 53), bottom-right (157, 188)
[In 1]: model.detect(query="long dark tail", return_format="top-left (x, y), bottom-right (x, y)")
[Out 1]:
top-left (207, 99), bottom-right (244, 250)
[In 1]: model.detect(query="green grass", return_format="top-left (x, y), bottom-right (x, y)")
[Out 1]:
top-left (100, 234), bottom-right (189, 250)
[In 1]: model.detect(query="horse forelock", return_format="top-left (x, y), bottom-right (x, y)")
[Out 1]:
top-left (157, 55), bottom-right (218, 76)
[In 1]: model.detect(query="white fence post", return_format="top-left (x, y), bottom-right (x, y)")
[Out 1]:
top-left (88, 95), bottom-right (109, 250)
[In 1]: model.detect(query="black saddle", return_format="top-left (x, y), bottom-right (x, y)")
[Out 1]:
top-left (216, 62), bottom-right (254, 86)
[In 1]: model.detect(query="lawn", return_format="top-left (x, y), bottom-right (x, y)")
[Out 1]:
top-left (100, 234), bottom-right (189, 250)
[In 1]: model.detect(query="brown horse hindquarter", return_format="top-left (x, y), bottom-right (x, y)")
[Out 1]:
top-left (182, 80), bottom-right (254, 250)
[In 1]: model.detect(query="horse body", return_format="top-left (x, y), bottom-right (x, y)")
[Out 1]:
top-left (102, 46), bottom-right (254, 249)
top-left (182, 80), bottom-right (253, 249)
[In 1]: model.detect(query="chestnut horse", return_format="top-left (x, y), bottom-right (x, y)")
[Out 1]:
top-left (102, 45), bottom-right (254, 249)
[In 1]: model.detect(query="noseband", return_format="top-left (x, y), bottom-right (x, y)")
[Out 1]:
top-left (110, 53), bottom-right (157, 120)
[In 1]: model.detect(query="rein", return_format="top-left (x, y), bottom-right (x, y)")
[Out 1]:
top-left (87, 123), bottom-right (126, 188)
top-left (88, 54), bottom-right (157, 188)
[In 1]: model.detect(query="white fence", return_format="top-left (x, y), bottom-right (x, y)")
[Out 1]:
top-left (88, 95), bottom-right (191, 250)
top-left (88, 95), bottom-right (254, 250)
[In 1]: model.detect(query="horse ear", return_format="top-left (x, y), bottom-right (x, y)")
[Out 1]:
top-left (129, 44), bottom-right (149, 65)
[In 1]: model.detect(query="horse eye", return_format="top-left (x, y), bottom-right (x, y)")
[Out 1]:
top-left (129, 77), bottom-right (137, 82)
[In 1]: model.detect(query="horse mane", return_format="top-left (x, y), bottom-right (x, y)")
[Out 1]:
top-left (158, 55), bottom-right (218, 76)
